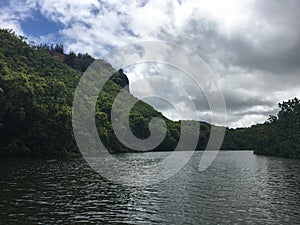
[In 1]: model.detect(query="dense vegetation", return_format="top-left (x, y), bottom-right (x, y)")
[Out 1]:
top-left (0, 29), bottom-right (80, 156)
top-left (251, 98), bottom-right (300, 158)
top-left (220, 98), bottom-right (300, 158)
top-left (38, 43), bottom-right (95, 73)
top-left (0, 29), bottom-right (210, 157)
top-left (0, 29), bottom-right (299, 158)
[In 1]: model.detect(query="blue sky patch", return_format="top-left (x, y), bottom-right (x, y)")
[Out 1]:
top-left (0, 0), bottom-right (9, 8)
top-left (21, 10), bottom-right (61, 36)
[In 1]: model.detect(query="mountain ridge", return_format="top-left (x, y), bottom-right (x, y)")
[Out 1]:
top-left (1, 28), bottom-right (299, 158)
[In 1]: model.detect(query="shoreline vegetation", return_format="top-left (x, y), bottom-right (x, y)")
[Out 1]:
top-left (0, 29), bottom-right (299, 159)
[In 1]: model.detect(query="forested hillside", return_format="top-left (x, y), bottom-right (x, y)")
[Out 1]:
top-left (0, 29), bottom-right (210, 157)
top-left (0, 29), bottom-right (82, 156)
top-left (222, 98), bottom-right (300, 158)
top-left (0, 29), bottom-right (299, 158)
top-left (251, 98), bottom-right (300, 158)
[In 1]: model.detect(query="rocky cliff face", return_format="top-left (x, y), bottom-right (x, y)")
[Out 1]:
top-left (110, 69), bottom-right (130, 92)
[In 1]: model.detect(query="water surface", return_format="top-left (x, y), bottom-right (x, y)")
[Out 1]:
top-left (0, 151), bottom-right (299, 224)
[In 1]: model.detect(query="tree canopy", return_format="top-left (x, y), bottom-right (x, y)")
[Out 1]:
top-left (0, 29), bottom-right (210, 157)
top-left (0, 28), bottom-right (299, 158)
top-left (252, 97), bottom-right (300, 158)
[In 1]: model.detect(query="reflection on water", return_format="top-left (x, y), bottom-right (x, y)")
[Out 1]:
top-left (0, 151), bottom-right (299, 224)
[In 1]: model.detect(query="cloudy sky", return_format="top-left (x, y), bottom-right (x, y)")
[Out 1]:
top-left (1, 0), bottom-right (300, 128)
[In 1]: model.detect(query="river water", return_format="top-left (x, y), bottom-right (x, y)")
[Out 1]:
top-left (0, 151), bottom-right (299, 224)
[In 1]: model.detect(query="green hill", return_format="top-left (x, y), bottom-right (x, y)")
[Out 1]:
top-left (0, 29), bottom-right (81, 156)
top-left (1, 29), bottom-right (298, 158)
top-left (251, 98), bottom-right (300, 158)
top-left (0, 29), bottom-right (211, 157)
top-left (221, 98), bottom-right (300, 158)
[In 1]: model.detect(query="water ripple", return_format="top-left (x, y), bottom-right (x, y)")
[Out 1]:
top-left (0, 151), bottom-right (299, 224)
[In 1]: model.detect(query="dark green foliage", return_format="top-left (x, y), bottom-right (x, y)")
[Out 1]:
top-left (94, 78), bottom-right (208, 153)
top-left (38, 43), bottom-right (95, 73)
top-left (0, 29), bottom-right (80, 157)
top-left (223, 97), bottom-right (300, 158)
top-left (0, 29), bottom-right (210, 157)
top-left (252, 98), bottom-right (300, 158)
top-left (38, 43), bottom-right (64, 54)
top-left (63, 51), bottom-right (95, 73)
top-left (110, 69), bottom-right (129, 91)
top-left (2, 28), bottom-right (297, 158)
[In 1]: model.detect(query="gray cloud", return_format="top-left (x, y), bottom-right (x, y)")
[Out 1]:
top-left (1, 0), bottom-right (300, 127)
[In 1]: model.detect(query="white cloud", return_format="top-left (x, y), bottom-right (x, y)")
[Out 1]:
top-left (1, 0), bottom-right (300, 127)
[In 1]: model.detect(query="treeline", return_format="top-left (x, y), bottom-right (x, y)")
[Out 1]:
top-left (38, 43), bottom-right (95, 73)
top-left (251, 98), bottom-right (300, 158)
top-left (37, 43), bottom-right (65, 54)
top-left (221, 98), bottom-right (300, 158)
top-left (0, 29), bottom-right (210, 157)
top-left (0, 29), bottom-right (82, 157)
top-left (0, 29), bottom-right (299, 158)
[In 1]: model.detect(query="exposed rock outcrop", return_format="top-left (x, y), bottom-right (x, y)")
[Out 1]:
top-left (110, 69), bottom-right (130, 92)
